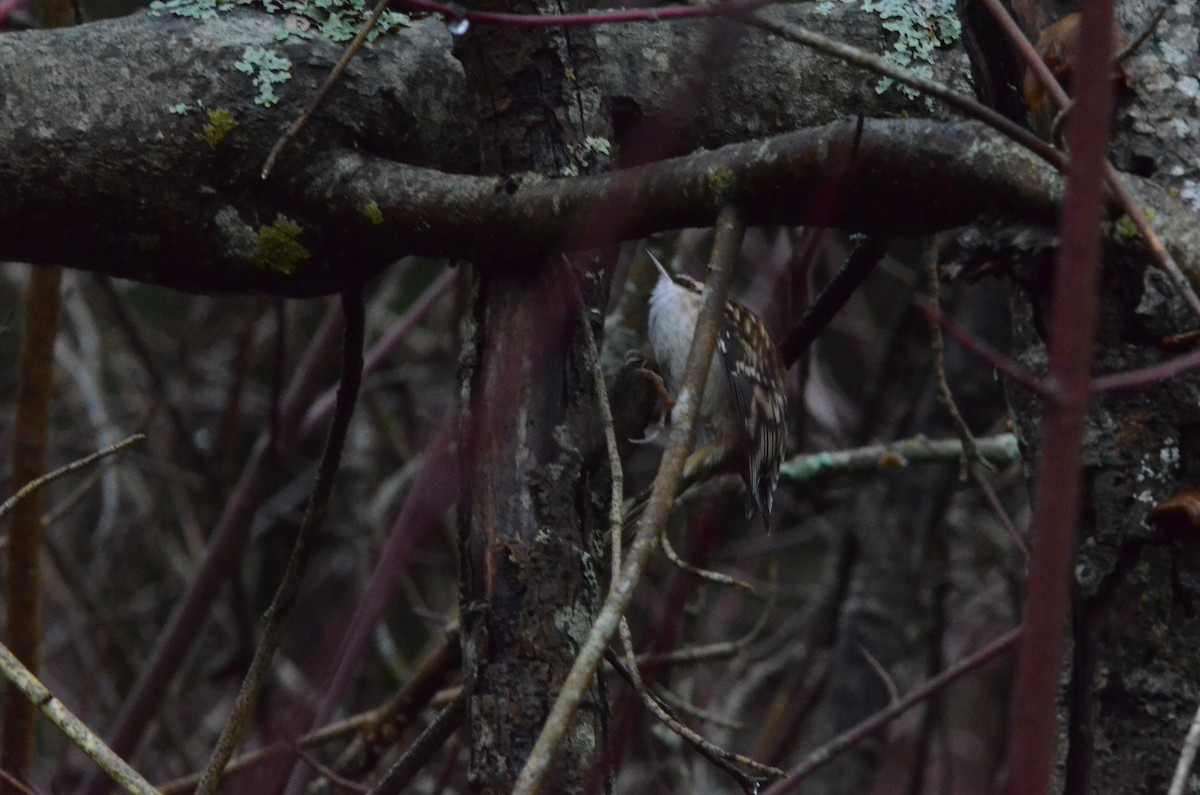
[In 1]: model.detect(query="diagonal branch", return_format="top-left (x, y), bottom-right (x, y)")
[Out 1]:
top-left (513, 205), bottom-right (745, 795)
top-left (195, 290), bottom-right (366, 793)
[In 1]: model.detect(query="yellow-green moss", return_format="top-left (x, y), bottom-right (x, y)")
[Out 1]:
top-left (250, 215), bottom-right (309, 276)
top-left (1114, 208), bottom-right (1157, 240)
top-left (196, 108), bottom-right (238, 149)
top-left (708, 165), bottom-right (736, 194)
top-left (358, 200), bottom-right (384, 225)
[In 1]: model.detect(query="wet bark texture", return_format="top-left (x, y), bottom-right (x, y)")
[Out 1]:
top-left (962, 1), bottom-right (1200, 791)
top-left (453, 0), bottom-right (615, 791)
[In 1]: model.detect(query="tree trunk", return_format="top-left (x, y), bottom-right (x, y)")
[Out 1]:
top-left (453, 2), bottom-right (616, 791)
top-left (961, 1), bottom-right (1200, 790)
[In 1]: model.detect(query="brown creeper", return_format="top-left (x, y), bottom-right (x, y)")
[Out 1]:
top-left (645, 252), bottom-right (788, 528)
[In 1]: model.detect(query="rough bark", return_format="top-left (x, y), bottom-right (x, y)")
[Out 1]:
top-left (961, 0), bottom-right (1200, 791)
top-left (0, 5), bottom-right (992, 297)
top-left (452, 0), bottom-right (614, 790)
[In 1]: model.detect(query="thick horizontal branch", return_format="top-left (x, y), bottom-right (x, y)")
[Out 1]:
top-left (295, 118), bottom-right (1064, 272)
top-left (0, 5), bottom-right (966, 295)
top-left (1, 6), bottom-right (1192, 296)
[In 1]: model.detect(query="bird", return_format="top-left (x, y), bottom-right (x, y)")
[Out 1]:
top-left (632, 251), bottom-right (788, 531)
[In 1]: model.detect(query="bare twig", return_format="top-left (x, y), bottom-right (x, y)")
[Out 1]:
top-left (1093, 348), bottom-right (1200, 392)
top-left (4, 264), bottom-right (61, 777)
top-left (262, 0), bottom-right (392, 179)
top-left (398, 0), bottom-right (780, 29)
top-left (971, 466), bottom-right (1030, 562)
top-left (856, 642), bottom-right (899, 705)
top-left (917, 299), bottom-right (1047, 394)
top-left (195, 290), bottom-right (366, 794)
top-left (1168, 697), bottom-right (1200, 795)
top-left (300, 268), bottom-right (456, 437)
top-left (0, 641), bottom-right (158, 795)
top-left (779, 234), bottom-right (887, 367)
top-left (369, 693), bottom-right (467, 795)
top-left (660, 528), bottom-right (755, 592)
top-left (763, 625), bottom-right (1023, 793)
top-left (738, 13), bottom-right (1066, 172)
top-left (158, 710), bottom-right (376, 793)
top-left (296, 747), bottom-right (369, 793)
top-left (923, 243), bottom-right (986, 472)
top-left (87, 304), bottom-right (346, 795)
top-left (568, 253), bottom-right (625, 583)
top-left (278, 421), bottom-right (457, 794)
top-left (513, 206), bottom-right (744, 795)
top-left (610, 628), bottom-right (783, 794)
top-left (0, 434), bottom-right (144, 523)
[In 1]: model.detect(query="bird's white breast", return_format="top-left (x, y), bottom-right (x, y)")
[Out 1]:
top-left (647, 274), bottom-right (733, 434)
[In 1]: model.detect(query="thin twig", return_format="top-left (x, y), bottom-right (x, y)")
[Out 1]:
top-left (195, 291), bottom-right (366, 794)
top-left (971, 466), bottom-right (1030, 562)
top-left (0, 641), bottom-right (159, 795)
top-left (296, 747), bottom-right (369, 793)
top-left (738, 13), bottom-right (1066, 173)
top-left (1093, 347), bottom-right (1200, 392)
top-left (568, 254), bottom-right (624, 583)
top-left (158, 709), bottom-right (376, 793)
top-left (369, 694), bottom-right (466, 795)
top-left (262, 0), bottom-right (392, 179)
top-left (398, 0), bottom-right (780, 29)
top-left (300, 269), bottom-right (456, 437)
top-left (513, 206), bottom-right (745, 795)
top-left (0, 434), bottom-right (144, 523)
top-left (1168, 696), bottom-right (1200, 795)
top-left (610, 628), bottom-right (783, 794)
top-left (763, 625), bottom-right (1023, 793)
top-left (779, 234), bottom-right (888, 367)
top-left (924, 242), bottom-right (986, 472)
top-left (1115, 5), bottom-right (1168, 63)
top-left (636, 556), bottom-right (778, 670)
top-left (660, 528), bottom-right (755, 592)
top-left (917, 299), bottom-right (1047, 394)
top-left (0, 768), bottom-right (35, 795)
top-left (856, 642), bottom-right (899, 704)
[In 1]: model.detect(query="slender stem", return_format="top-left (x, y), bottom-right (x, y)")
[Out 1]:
top-left (369, 695), bottom-right (467, 795)
top-left (512, 205), bottom-right (745, 795)
top-left (0, 641), bottom-right (158, 795)
top-left (738, 13), bottom-right (1066, 172)
top-left (195, 291), bottom-right (366, 794)
top-left (1004, 3), bottom-right (1116, 793)
top-left (3, 265), bottom-right (61, 781)
top-left (0, 435), bottom-right (144, 523)
top-left (763, 626), bottom-right (1022, 793)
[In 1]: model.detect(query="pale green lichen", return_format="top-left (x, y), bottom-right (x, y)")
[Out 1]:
top-left (583, 136), bottom-right (612, 157)
top-left (250, 215), bottom-right (309, 275)
top-left (234, 46), bottom-right (292, 107)
top-left (816, 0), bottom-right (961, 100)
top-left (196, 107), bottom-right (238, 148)
top-left (150, 0), bottom-right (412, 44)
top-left (358, 200), bottom-right (384, 225)
top-left (168, 102), bottom-right (192, 115)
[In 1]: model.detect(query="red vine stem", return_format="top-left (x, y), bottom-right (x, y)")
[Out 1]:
top-left (1003, 3), bottom-right (1116, 794)
top-left (399, 0), bottom-right (778, 27)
